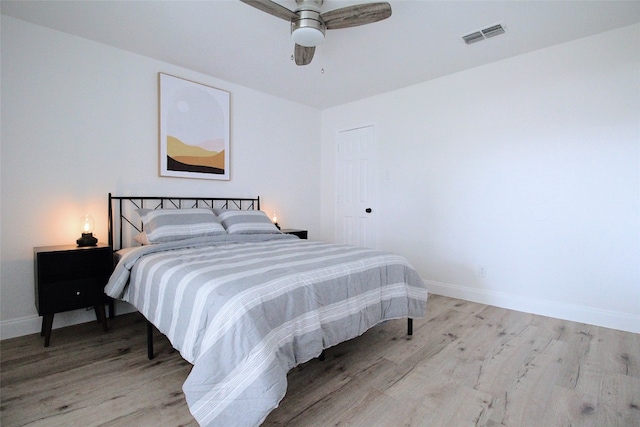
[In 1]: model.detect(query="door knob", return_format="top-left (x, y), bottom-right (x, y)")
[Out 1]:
top-left (365, 208), bottom-right (372, 213)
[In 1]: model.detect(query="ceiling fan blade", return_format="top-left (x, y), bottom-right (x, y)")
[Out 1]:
top-left (322, 2), bottom-right (392, 30)
top-left (294, 44), bottom-right (315, 66)
top-left (240, 0), bottom-right (297, 21)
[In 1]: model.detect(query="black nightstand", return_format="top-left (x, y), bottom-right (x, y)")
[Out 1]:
top-left (281, 229), bottom-right (308, 239)
top-left (34, 243), bottom-right (113, 346)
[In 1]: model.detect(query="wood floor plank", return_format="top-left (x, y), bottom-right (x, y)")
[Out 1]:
top-left (2, 295), bottom-right (638, 427)
top-left (544, 386), bottom-right (600, 427)
top-left (598, 372), bottom-right (640, 426)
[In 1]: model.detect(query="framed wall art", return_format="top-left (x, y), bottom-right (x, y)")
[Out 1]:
top-left (159, 73), bottom-right (230, 180)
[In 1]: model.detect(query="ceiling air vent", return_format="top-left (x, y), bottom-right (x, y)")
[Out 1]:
top-left (462, 32), bottom-right (484, 45)
top-left (482, 24), bottom-right (505, 38)
top-left (463, 23), bottom-right (506, 45)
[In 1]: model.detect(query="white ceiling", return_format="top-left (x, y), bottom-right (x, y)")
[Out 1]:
top-left (2, 0), bottom-right (640, 109)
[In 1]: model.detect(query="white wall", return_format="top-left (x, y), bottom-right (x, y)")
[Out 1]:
top-left (0, 16), bottom-right (321, 338)
top-left (320, 24), bottom-right (640, 333)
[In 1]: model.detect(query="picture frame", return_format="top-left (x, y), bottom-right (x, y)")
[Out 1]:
top-left (159, 73), bottom-right (230, 180)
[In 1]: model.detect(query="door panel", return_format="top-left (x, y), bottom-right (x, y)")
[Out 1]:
top-left (336, 126), bottom-right (375, 248)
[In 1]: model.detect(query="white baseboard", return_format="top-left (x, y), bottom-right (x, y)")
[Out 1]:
top-left (425, 279), bottom-right (640, 334)
top-left (0, 301), bottom-right (137, 341)
top-left (0, 314), bottom-right (43, 340)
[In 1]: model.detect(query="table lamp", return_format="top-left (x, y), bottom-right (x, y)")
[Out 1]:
top-left (76, 214), bottom-right (98, 247)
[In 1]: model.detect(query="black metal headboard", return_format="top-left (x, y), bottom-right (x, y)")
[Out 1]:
top-left (108, 193), bottom-right (260, 251)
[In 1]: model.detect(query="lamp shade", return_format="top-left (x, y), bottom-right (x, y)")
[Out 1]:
top-left (292, 26), bottom-right (325, 47)
top-left (271, 210), bottom-right (281, 230)
top-left (81, 214), bottom-right (95, 234)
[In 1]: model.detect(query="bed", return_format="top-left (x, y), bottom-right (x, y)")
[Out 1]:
top-left (104, 194), bottom-right (428, 426)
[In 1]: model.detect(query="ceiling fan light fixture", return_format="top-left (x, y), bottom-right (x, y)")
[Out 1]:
top-left (291, 9), bottom-right (325, 47)
top-left (292, 26), bottom-right (325, 46)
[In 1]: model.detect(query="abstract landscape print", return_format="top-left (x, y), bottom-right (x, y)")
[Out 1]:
top-left (159, 73), bottom-right (230, 180)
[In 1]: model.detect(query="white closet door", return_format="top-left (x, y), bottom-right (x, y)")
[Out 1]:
top-left (335, 125), bottom-right (376, 248)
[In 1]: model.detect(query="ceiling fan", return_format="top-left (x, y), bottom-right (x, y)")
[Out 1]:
top-left (240, 0), bottom-right (392, 66)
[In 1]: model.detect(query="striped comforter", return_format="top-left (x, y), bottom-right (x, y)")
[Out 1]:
top-left (105, 234), bottom-right (428, 426)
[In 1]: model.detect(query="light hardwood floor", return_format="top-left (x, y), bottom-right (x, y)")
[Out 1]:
top-left (1, 295), bottom-right (638, 426)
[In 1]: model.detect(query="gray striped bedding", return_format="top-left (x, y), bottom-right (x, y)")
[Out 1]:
top-left (105, 234), bottom-right (428, 426)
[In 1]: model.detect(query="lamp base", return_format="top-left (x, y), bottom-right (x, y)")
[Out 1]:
top-left (77, 233), bottom-right (97, 247)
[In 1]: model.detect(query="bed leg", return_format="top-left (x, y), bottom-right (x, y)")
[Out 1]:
top-left (147, 320), bottom-right (155, 360)
top-left (318, 350), bottom-right (326, 361)
top-left (407, 318), bottom-right (413, 338)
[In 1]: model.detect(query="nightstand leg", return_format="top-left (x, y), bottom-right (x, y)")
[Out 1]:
top-left (108, 298), bottom-right (115, 318)
top-left (94, 304), bottom-right (108, 332)
top-left (42, 314), bottom-right (54, 347)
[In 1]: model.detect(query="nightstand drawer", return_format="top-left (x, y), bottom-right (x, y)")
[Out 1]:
top-left (38, 277), bottom-right (108, 314)
top-left (36, 247), bottom-right (112, 284)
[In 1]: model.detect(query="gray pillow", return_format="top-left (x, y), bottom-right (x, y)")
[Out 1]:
top-left (215, 209), bottom-right (281, 234)
top-left (136, 208), bottom-right (226, 243)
